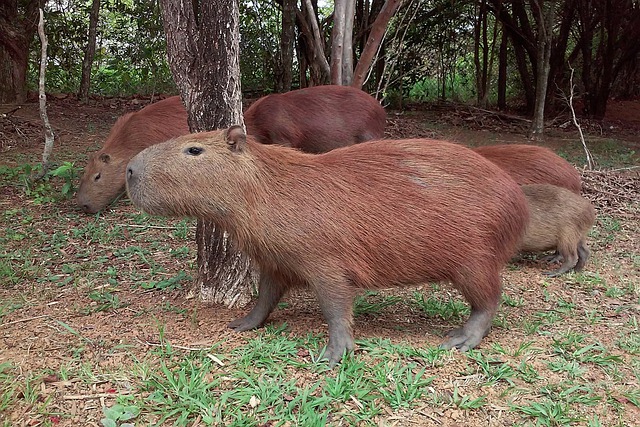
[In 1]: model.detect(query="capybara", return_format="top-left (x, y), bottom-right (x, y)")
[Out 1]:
top-left (473, 144), bottom-right (582, 194)
top-left (125, 127), bottom-right (529, 365)
top-left (243, 85), bottom-right (386, 153)
top-left (77, 85), bottom-right (386, 213)
top-left (76, 96), bottom-right (189, 213)
top-left (519, 184), bottom-right (596, 276)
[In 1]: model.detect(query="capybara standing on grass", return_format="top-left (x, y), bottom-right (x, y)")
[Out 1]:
top-left (244, 85), bottom-right (386, 153)
top-left (77, 86), bottom-right (386, 213)
top-left (125, 127), bottom-right (529, 365)
top-left (519, 184), bottom-right (596, 276)
top-left (76, 96), bottom-right (189, 213)
top-left (473, 144), bottom-right (582, 194)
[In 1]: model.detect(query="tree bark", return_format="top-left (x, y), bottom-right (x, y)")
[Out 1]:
top-left (280, 0), bottom-right (296, 92)
top-left (351, 0), bottom-right (403, 89)
top-left (301, 0), bottom-right (330, 82)
top-left (78, 0), bottom-right (101, 103)
top-left (497, 24), bottom-right (507, 110)
top-left (331, 0), bottom-right (346, 84)
top-left (159, 0), bottom-right (256, 308)
top-left (342, 0), bottom-right (355, 85)
top-left (0, 0), bottom-right (41, 103)
top-left (529, 0), bottom-right (554, 140)
top-left (37, 8), bottom-right (54, 174)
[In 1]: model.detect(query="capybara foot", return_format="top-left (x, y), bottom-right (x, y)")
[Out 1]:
top-left (441, 327), bottom-right (485, 351)
top-left (228, 315), bottom-right (264, 332)
top-left (441, 308), bottom-right (493, 351)
top-left (541, 252), bottom-right (563, 264)
top-left (319, 334), bottom-right (355, 367)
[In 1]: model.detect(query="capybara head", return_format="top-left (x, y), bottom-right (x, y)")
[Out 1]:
top-left (473, 144), bottom-right (582, 194)
top-left (520, 183), bottom-right (596, 276)
top-left (244, 85), bottom-right (386, 153)
top-left (76, 96), bottom-right (189, 213)
top-left (126, 126), bottom-right (254, 219)
top-left (127, 127), bottom-right (530, 365)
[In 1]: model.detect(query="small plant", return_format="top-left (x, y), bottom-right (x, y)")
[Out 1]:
top-left (450, 386), bottom-right (487, 409)
top-left (412, 291), bottom-right (469, 320)
top-left (353, 291), bottom-right (402, 317)
top-left (101, 403), bottom-right (140, 427)
top-left (140, 271), bottom-right (191, 291)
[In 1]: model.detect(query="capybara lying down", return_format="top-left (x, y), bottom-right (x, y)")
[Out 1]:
top-left (76, 96), bottom-right (190, 213)
top-left (473, 144), bottom-right (582, 194)
top-left (244, 85), bottom-right (386, 153)
top-left (77, 85), bottom-right (386, 213)
top-left (519, 184), bottom-right (596, 276)
top-left (125, 127), bottom-right (529, 365)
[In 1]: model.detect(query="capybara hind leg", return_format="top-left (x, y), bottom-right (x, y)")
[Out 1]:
top-left (544, 240), bottom-right (578, 277)
top-left (441, 307), bottom-right (494, 351)
top-left (574, 240), bottom-right (590, 272)
top-left (541, 251), bottom-right (563, 264)
top-left (315, 285), bottom-right (355, 367)
top-left (228, 275), bottom-right (286, 332)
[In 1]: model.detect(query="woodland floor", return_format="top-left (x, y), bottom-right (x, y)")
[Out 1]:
top-left (0, 95), bottom-right (639, 427)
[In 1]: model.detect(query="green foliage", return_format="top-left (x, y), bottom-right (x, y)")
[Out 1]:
top-left (0, 162), bottom-right (79, 203)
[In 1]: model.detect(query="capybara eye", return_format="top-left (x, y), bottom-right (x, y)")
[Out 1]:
top-left (186, 147), bottom-right (204, 156)
top-left (94, 173), bottom-right (101, 182)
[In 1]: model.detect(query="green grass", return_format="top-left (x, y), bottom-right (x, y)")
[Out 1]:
top-left (1, 138), bottom-right (639, 427)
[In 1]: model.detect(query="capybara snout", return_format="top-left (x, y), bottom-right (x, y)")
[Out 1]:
top-left (127, 127), bottom-right (529, 365)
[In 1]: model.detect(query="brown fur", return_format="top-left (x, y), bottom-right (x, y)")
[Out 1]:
top-left (244, 85), bottom-right (386, 153)
top-left (125, 128), bottom-right (529, 365)
top-left (520, 184), bottom-right (596, 276)
top-left (76, 96), bottom-right (189, 213)
top-left (473, 145), bottom-right (582, 194)
top-left (77, 86), bottom-right (385, 213)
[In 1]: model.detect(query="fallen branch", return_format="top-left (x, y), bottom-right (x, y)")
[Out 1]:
top-left (37, 8), bottom-right (55, 176)
top-left (0, 314), bottom-right (50, 328)
top-left (63, 391), bottom-right (130, 400)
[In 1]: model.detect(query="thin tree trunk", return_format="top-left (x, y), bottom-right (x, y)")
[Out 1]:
top-left (342, 0), bottom-right (355, 85)
top-left (497, 25), bottom-right (507, 110)
top-left (159, 0), bottom-right (256, 308)
top-left (331, 0), bottom-right (346, 84)
top-left (280, 0), bottom-right (296, 91)
top-left (302, 0), bottom-right (330, 81)
top-left (78, 0), bottom-right (100, 102)
top-left (529, 0), bottom-right (554, 140)
top-left (37, 8), bottom-right (54, 174)
top-left (351, 0), bottom-right (403, 89)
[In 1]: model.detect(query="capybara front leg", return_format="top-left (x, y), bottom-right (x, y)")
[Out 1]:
top-left (315, 286), bottom-right (355, 367)
top-left (574, 240), bottom-right (590, 272)
top-left (441, 307), bottom-right (494, 351)
top-left (228, 274), bottom-right (286, 332)
top-left (541, 251), bottom-right (563, 264)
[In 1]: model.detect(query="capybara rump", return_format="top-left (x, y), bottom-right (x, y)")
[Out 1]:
top-left (473, 144), bottom-right (582, 194)
top-left (126, 128), bottom-right (529, 365)
top-left (244, 84), bottom-right (386, 153)
top-left (520, 184), bottom-right (596, 276)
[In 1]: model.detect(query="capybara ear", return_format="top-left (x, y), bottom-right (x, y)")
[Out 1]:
top-left (225, 125), bottom-right (246, 152)
top-left (99, 153), bottom-right (111, 164)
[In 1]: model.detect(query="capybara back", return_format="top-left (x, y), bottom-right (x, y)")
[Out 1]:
top-left (244, 85), bottom-right (386, 153)
top-left (126, 129), bottom-right (529, 365)
top-left (473, 144), bottom-right (582, 194)
top-left (520, 184), bottom-right (596, 276)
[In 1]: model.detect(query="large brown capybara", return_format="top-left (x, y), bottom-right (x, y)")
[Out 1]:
top-left (243, 85), bottom-right (386, 153)
top-left (76, 96), bottom-right (189, 213)
top-left (473, 144), bottom-right (582, 194)
top-left (125, 127), bottom-right (530, 365)
top-left (520, 184), bottom-right (596, 276)
top-left (77, 85), bottom-right (386, 213)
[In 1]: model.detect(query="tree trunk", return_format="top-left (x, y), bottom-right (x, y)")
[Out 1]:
top-left (301, 0), bottom-right (330, 83)
top-left (342, 0), bottom-right (355, 85)
top-left (529, 0), bottom-right (554, 140)
top-left (0, 0), bottom-right (41, 103)
top-left (331, 0), bottom-right (346, 84)
top-left (351, 0), bottom-right (403, 89)
top-left (78, 0), bottom-right (101, 103)
top-left (497, 25), bottom-right (507, 110)
top-left (159, 0), bottom-right (256, 308)
top-left (280, 0), bottom-right (296, 91)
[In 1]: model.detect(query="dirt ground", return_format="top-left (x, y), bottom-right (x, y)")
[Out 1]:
top-left (0, 95), bottom-right (639, 426)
